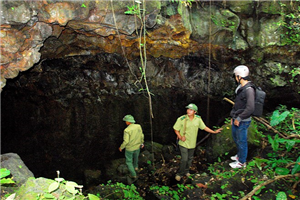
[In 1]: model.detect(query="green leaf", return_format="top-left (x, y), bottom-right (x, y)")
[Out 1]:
top-left (43, 193), bottom-right (56, 199)
top-left (292, 156), bottom-right (300, 174)
top-left (88, 193), bottom-right (100, 200)
top-left (254, 158), bottom-right (268, 170)
top-left (0, 178), bottom-right (15, 184)
top-left (66, 181), bottom-right (78, 187)
top-left (254, 185), bottom-right (265, 195)
top-left (81, 3), bottom-right (86, 8)
top-left (285, 140), bottom-right (295, 152)
top-left (124, 190), bottom-right (129, 198)
top-left (0, 168), bottom-right (11, 179)
top-left (252, 196), bottom-right (261, 200)
top-left (270, 110), bottom-right (290, 126)
top-left (275, 167), bottom-right (290, 175)
top-left (48, 181), bottom-right (60, 193)
top-left (65, 181), bottom-right (78, 194)
top-left (268, 135), bottom-right (279, 151)
top-left (174, 194), bottom-right (180, 200)
top-left (276, 191), bottom-right (287, 200)
top-left (125, 11), bottom-right (133, 14)
top-left (55, 178), bottom-right (65, 182)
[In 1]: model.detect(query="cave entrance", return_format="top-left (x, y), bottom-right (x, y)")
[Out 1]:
top-left (1, 54), bottom-right (232, 186)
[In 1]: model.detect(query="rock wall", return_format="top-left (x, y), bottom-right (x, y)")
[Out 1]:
top-left (1, 0), bottom-right (299, 95)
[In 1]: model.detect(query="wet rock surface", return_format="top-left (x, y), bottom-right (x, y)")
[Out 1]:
top-left (0, 153), bottom-right (35, 186)
top-left (1, 0), bottom-right (299, 92)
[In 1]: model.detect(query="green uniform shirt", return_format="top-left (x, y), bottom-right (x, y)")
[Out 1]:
top-left (173, 115), bottom-right (206, 149)
top-left (120, 124), bottom-right (144, 151)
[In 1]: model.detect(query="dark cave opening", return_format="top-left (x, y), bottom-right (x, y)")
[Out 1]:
top-left (1, 53), bottom-right (297, 188)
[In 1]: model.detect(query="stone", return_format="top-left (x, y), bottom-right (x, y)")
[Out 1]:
top-left (205, 121), bottom-right (262, 161)
top-left (0, 153), bottom-right (34, 186)
top-left (0, 2), bottom-right (32, 24)
top-left (16, 177), bottom-right (85, 200)
top-left (257, 17), bottom-right (282, 48)
top-left (106, 158), bottom-right (126, 177)
top-left (84, 169), bottom-right (102, 188)
top-left (227, 0), bottom-right (254, 15)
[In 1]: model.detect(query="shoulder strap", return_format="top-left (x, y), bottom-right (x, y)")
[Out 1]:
top-left (246, 82), bottom-right (256, 89)
top-left (183, 115), bottom-right (188, 135)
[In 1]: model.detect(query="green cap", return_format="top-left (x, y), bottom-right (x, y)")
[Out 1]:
top-left (123, 115), bottom-right (136, 123)
top-left (186, 103), bottom-right (198, 111)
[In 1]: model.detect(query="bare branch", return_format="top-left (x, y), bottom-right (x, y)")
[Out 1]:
top-left (241, 173), bottom-right (300, 200)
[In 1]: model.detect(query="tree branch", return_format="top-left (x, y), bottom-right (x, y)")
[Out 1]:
top-left (241, 173), bottom-right (300, 200)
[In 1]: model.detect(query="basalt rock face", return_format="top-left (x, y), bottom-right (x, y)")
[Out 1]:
top-left (1, 0), bottom-right (299, 183)
top-left (1, 1), bottom-right (299, 92)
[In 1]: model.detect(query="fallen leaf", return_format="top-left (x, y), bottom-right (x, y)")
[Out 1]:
top-left (196, 183), bottom-right (207, 188)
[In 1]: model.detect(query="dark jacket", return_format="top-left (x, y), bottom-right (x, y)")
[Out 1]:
top-left (230, 82), bottom-right (255, 122)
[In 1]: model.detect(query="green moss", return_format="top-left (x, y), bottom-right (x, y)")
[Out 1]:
top-left (247, 121), bottom-right (262, 146)
top-left (209, 121), bottom-right (261, 159)
top-left (270, 75), bottom-right (287, 87)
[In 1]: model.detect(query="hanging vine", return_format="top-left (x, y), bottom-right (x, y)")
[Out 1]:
top-left (111, 0), bottom-right (155, 164)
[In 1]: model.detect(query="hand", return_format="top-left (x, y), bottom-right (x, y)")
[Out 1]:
top-left (234, 119), bottom-right (240, 127)
top-left (181, 135), bottom-right (186, 142)
top-left (214, 128), bottom-right (223, 134)
top-left (119, 147), bottom-right (122, 152)
top-left (141, 144), bottom-right (144, 149)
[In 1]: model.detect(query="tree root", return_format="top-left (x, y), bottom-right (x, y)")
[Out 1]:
top-left (286, 134), bottom-right (300, 139)
top-left (241, 173), bottom-right (300, 200)
top-left (293, 179), bottom-right (300, 191)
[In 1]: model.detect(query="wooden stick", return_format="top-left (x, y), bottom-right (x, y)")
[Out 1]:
top-left (196, 133), bottom-right (211, 146)
top-left (241, 173), bottom-right (300, 200)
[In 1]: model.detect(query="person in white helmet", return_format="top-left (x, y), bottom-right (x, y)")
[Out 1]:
top-left (229, 65), bottom-right (255, 168)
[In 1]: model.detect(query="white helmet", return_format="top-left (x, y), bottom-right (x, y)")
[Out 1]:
top-left (233, 65), bottom-right (249, 78)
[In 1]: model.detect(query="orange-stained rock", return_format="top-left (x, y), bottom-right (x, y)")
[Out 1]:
top-left (43, 2), bottom-right (76, 26)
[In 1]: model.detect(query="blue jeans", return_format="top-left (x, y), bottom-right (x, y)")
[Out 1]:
top-left (231, 120), bottom-right (251, 164)
top-left (177, 145), bottom-right (195, 176)
top-left (125, 148), bottom-right (140, 177)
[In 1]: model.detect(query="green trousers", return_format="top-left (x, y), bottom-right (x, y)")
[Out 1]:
top-left (177, 145), bottom-right (195, 176)
top-left (125, 148), bottom-right (140, 177)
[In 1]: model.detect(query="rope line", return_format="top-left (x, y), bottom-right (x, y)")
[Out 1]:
top-left (110, 0), bottom-right (138, 81)
top-left (206, 0), bottom-right (212, 125)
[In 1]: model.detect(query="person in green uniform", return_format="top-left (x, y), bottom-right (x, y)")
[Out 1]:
top-left (119, 115), bottom-right (144, 179)
top-left (173, 103), bottom-right (223, 181)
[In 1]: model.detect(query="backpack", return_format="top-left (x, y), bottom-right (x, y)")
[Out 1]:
top-left (249, 84), bottom-right (266, 117)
